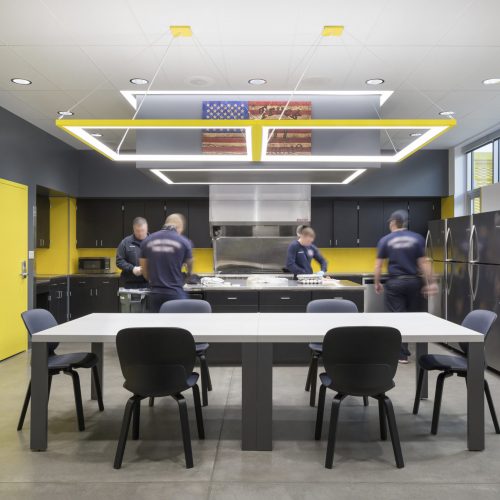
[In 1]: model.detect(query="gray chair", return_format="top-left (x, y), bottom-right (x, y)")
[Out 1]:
top-left (18, 309), bottom-right (104, 432)
top-left (413, 309), bottom-right (499, 435)
top-left (316, 326), bottom-right (404, 469)
top-left (305, 299), bottom-right (366, 407)
top-left (150, 299), bottom-right (212, 407)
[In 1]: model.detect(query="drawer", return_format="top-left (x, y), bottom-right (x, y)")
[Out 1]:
top-left (260, 290), bottom-right (311, 308)
top-left (310, 290), bottom-right (364, 312)
top-left (204, 291), bottom-right (259, 307)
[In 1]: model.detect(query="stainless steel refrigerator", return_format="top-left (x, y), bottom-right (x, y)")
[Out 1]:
top-left (470, 211), bottom-right (500, 371)
top-left (425, 219), bottom-right (448, 319)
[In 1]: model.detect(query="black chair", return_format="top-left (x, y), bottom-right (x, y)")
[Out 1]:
top-left (413, 309), bottom-right (499, 435)
top-left (150, 299), bottom-right (212, 407)
top-left (114, 327), bottom-right (204, 469)
top-left (315, 326), bottom-right (404, 469)
top-left (305, 299), bottom-right (364, 407)
top-left (18, 309), bottom-right (104, 432)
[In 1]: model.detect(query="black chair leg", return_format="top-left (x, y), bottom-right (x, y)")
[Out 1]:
top-left (431, 372), bottom-right (449, 435)
top-left (91, 365), bottom-right (104, 411)
top-left (199, 355), bottom-right (209, 407)
top-left (113, 397), bottom-right (137, 469)
top-left (315, 384), bottom-right (327, 440)
top-left (305, 352), bottom-right (315, 391)
top-left (383, 396), bottom-right (404, 469)
top-left (325, 393), bottom-right (345, 469)
top-left (484, 380), bottom-right (500, 434)
top-left (132, 399), bottom-right (141, 440)
top-left (17, 381), bottom-right (32, 431)
top-left (68, 370), bottom-right (85, 431)
top-left (173, 394), bottom-right (193, 469)
top-left (200, 353), bottom-right (213, 391)
top-left (363, 396), bottom-right (369, 407)
top-left (378, 396), bottom-right (387, 441)
top-left (413, 367), bottom-right (425, 415)
top-left (149, 397), bottom-right (155, 407)
top-left (192, 384), bottom-right (205, 439)
top-left (309, 355), bottom-right (319, 407)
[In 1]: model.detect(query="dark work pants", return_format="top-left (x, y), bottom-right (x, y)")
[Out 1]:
top-left (147, 290), bottom-right (188, 313)
top-left (384, 276), bottom-right (423, 359)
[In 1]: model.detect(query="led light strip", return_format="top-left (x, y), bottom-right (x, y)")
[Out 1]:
top-left (56, 118), bottom-right (455, 163)
top-left (120, 89), bottom-right (394, 109)
top-left (150, 168), bottom-right (366, 185)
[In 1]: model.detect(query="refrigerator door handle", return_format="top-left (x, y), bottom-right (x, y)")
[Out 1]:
top-left (445, 227), bottom-right (452, 261)
top-left (425, 230), bottom-right (432, 258)
top-left (469, 224), bottom-right (478, 263)
top-left (446, 263), bottom-right (453, 295)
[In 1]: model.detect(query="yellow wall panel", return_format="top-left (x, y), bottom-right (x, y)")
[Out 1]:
top-left (441, 196), bottom-right (454, 219)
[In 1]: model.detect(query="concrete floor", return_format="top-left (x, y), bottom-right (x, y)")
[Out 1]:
top-left (0, 343), bottom-right (500, 499)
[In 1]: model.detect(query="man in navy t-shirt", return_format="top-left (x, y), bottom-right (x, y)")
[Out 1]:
top-left (139, 213), bottom-right (193, 312)
top-left (374, 210), bottom-right (436, 362)
top-left (286, 225), bottom-right (328, 276)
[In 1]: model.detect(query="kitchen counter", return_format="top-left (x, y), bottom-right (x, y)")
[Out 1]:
top-left (184, 278), bottom-right (364, 292)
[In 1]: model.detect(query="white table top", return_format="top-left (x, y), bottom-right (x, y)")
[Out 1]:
top-left (32, 312), bottom-right (484, 344)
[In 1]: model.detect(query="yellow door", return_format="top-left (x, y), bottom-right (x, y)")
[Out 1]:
top-left (0, 178), bottom-right (28, 360)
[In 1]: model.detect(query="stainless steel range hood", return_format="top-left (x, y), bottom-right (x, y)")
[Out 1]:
top-left (210, 185), bottom-right (310, 273)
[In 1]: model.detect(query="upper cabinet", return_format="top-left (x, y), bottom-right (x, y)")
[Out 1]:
top-left (408, 199), bottom-right (440, 236)
top-left (76, 199), bottom-right (123, 248)
top-left (36, 195), bottom-right (50, 248)
top-left (332, 200), bottom-right (358, 247)
top-left (358, 200), bottom-right (385, 247)
top-left (311, 199), bottom-right (333, 248)
top-left (188, 199), bottom-right (211, 248)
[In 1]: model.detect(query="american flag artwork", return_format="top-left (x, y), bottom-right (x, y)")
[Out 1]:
top-left (202, 101), bottom-right (249, 155)
top-left (249, 101), bottom-right (311, 156)
top-left (202, 100), bottom-right (312, 156)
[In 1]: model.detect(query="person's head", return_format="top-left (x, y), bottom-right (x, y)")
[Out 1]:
top-left (132, 217), bottom-right (148, 240)
top-left (297, 225), bottom-right (316, 246)
top-left (388, 210), bottom-right (408, 232)
top-left (164, 213), bottom-right (186, 234)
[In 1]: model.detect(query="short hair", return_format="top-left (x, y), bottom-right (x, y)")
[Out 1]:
top-left (132, 217), bottom-right (147, 227)
top-left (297, 224), bottom-right (315, 238)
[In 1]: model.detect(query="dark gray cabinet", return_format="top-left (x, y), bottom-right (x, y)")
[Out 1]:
top-left (311, 199), bottom-right (333, 248)
top-left (259, 290), bottom-right (310, 312)
top-left (204, 290), bottom-right (258, 312)
top-left (48, 277), bottom-right (67, 324)
top-left (383, 199), bottom-right (408, 224)
top-left (69, 276), bottom-right (119, 319)
top-left (144, 200), bottom-right (167, 233)
top-left (188, 199), bottom-right (211, 248)
top-left (333, 200), bottom-right (358, 247)
top-left (408, 199), bottom-right (439, 236)
top-left (77, 199), bottom-right (123, 248)
top-left (36, 195), bottom-right (50, 248)
top-left (122, 200), bottom-right (145, 237)
top-left (358, 200), bottom-right (385, 247)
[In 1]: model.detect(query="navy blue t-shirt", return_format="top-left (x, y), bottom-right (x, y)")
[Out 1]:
top-left (377, 229), bottom-right (425, 277)
top-left (140, 228), bottom-right (193, 294)
top-left (286, 240), bottom-right (327, 275)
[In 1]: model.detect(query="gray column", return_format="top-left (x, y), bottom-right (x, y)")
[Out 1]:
top-left (415, 343), bottom-right (428, 398)
top-left (91, 342), bottom-right (103, 400)
top-left (467, 342), bottom-right (485, 451)
top-left (30, 342), bottom-right (48, 451)
top-left (241, 342), bottom-right (273, 451)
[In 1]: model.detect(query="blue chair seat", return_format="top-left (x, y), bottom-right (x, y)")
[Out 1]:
top-left (48, 352), bottom-right (98, 371)
top-left (196, 343), bottom-right (210, 353)
top-left (418, 354), bottom-right (467, 373)
top-left (319, 371), bottom-right (395, 396)
top-left (308, 342), bottom-right (323, 353)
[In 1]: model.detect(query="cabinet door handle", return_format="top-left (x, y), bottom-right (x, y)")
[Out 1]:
top-left (226, 297), bottom-right (238, 300)
top-left (95, 240), bottom-right (98, 247)
top-left (90, 289), bottom-right (93, 296)
top-left (335, 239), bottom-right (338, 246)
top-left (101, 240), bottom-right (103, 247)
top-left (280, 296), bottom-right (291, 300)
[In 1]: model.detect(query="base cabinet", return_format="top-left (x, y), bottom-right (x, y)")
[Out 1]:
top-left (69, 276), bottom-right (119, 320)
top-left (48, 278), bottom-right (68, 324)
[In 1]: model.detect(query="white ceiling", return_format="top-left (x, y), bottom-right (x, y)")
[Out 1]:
top-left (1, 0), bottom-right (500, 151)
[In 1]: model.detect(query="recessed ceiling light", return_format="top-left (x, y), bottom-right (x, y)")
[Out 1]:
top-left (482, 78), bottom-right (500, 85)
top-left (409, 132), bottom-right (422, 137)
top-left (91, 132), bottom-right (102, 137)
top-left (248, 78), bottom-right (267, 86)
top-left (439, 110), bottom-right (455, 116)
top-left (57, 110), bottom-right (74, 116)
top-left (365, 78), bottom-right (384, 85)
top-left (130, 78), bottom-right (148, 85)
top-left (11, 78), bottom-right (32, 85)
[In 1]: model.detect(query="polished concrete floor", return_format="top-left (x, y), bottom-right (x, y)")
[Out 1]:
top-left (0, 343), bottom-right (500, 499)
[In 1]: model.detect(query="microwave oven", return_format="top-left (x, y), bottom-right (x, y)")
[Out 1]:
top-left (78, 257), bottom-right (112, 274)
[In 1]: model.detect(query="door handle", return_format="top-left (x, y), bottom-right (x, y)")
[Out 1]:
top-left (19, 260), bottom-right (27, 279)
top-left (280, 296), bottom-right (291, 300)
top-left (101, 240), bottom-right (103, 247)
top-left (469, 225), bottom-right (478, 263)
top-left (444, 227), bottom-right (451, 261)
top-left (95, 288), bottom-right (98, 296)
top-left (95, 240), bottom-right (98, 247)
top-left (90, 289), bottom-right (93, 296)
top-left (226, 297), bottom-right (238, 300)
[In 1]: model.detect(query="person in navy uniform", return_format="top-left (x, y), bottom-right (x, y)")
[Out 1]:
top-left (139, 213), bottom-right (193, 313)
top-left (286, 225), bottom-right (328, 277)
top-left (116, 216), bottom-right (149, 289)
top-left (374, 210), bottom-right (436, 363)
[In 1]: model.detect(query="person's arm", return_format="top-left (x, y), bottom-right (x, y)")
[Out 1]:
top-left (418, 257), bottom-right (437, 295)
top-left (183, 242), bottom-right (194, 276)
top-left (116, 239), bottom-right (134, 273)
top-left (313, 246), bottom-right (328, 273)
top-left (374, 258), bottom-right (384, 294)
top-left (286, 243), bottom-right (304, 275)
top-left (139, 257), bottom-right (149, 281)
